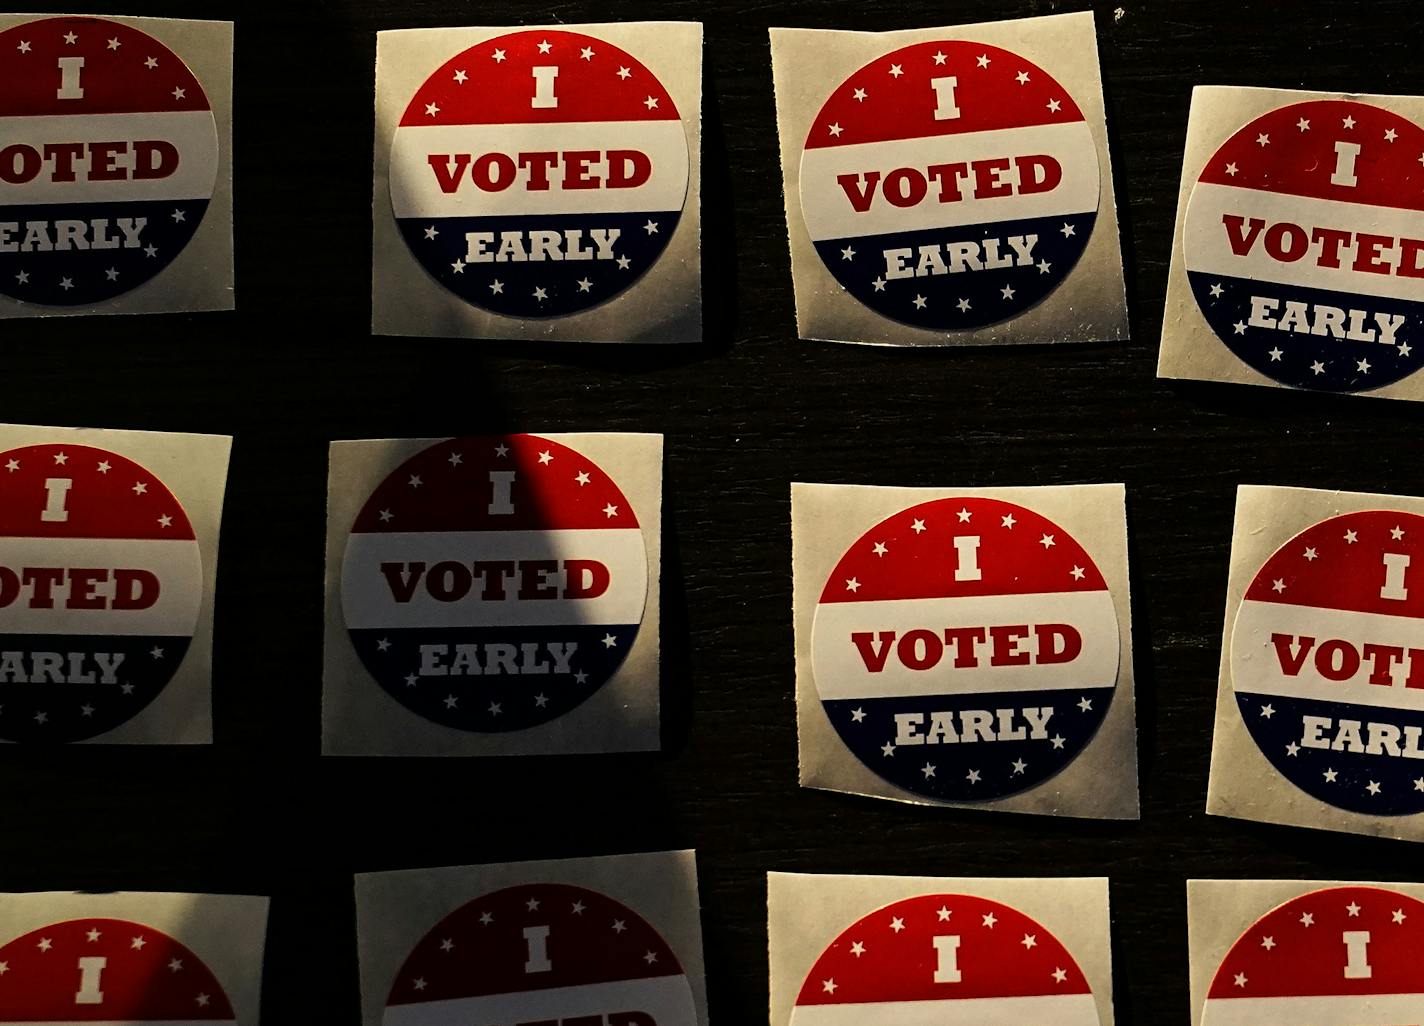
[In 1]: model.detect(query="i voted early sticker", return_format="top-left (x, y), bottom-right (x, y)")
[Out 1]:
top-left (811, 495), bottom-right (1119, 801)
top-left (389, 29), bottom-right (688, 319)
top-left (0, 917), bottom-right (234, 1022)
top-left (383, 883), bottom-right (697, 1026)
top-left (799, 39), bottom-right (1098, 330)
top-left (1202, 885), bottom-right (1424, 1025)
top-left (340, 434), bottom-right (648, 734)
top-left (1184, 99), bottom-right (1424, 391)
top-left (791, 893), bottom-right (1099, 1026)
top-left (1230, 509), bottom-right (1424, 815)
top-left (0, 443), bottom-right (202, 743)
top-left (0, 16), bottom-right (219, 307)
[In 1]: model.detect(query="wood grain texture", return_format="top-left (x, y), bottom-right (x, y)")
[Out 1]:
top-left (2, 0), bottom-right (1423, 1022)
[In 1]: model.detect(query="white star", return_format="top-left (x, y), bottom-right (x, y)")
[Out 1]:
top-left (1348, 901), bottom-right (1362, 916)
top-left (150, 646), bottom-right (164, 659)
top-left (1345, 529), bottom-right (1359, 544)
top-left (840, 245), bottom-right (855, 260)
top-left (105, 268), bottom-right (119, 281)
top-left (494, 443), bottom-right (510, 457)
top-left (853, 87), bottom-right (867, 102)
top-left (1394, 909), bottom-right (1408, 924)
top-left (881, 742), bottom-right (895, 757)
top-left (440, 938), bottom-right (454, 952)
top-left (1016, 70), bottom-right (1030, 84)
top-left (1368, 781), bottom-right (1382, 795)
top-left (1037, 259), bottom-right (1051, 274)
top-left (1392, 525), bottom-right (1406, 540)
top-left (822, 978), bottom-right (837, 994)
top-left (1210, 283), bottom-right (1224, 298)
top-left (1297, 117), bottom-right (1310, 131)
top-left (488, 701), bottom-right (502, 715)
top-left (450, 259), bottom-right (467, 274)
top-left (3, 460), bottom-right (14, 472)
top-left (144, 244), bottom-right (158, 257)
top-left (1415, 777), bottom-right (1424, 792)
top-left (453, 69), bottom-right (467, 84)
top-left (157, 514), bottom-right (173, 528)
top-left (911, 519), bottom-right (926, 534)
top-left (133, 481), bottom-right (148, 494)
top-left (1226, 162), bottom-right (1239, 176)
top-left (489, 279), bottom-right (504, 294)
top-left (1324, 768), bottom-right (1339, 783)
top-left (844, 577), bottom-right (861, 593)
top-left (872, 277), bottom-right (886, 292)
top-left (1001, 284), bottom-right (1016, 300)
top-left (447, 451), bottom-right (462, 466)
top-left (14, 271), bottom-right (27, 285)
top-left (1002, 514), bottom-right (1016, 529)
top-left (576, 277), bottom-right (592, 293)
top-left (538, 450), bottom-right (553, 465)
top-left (617, 256), bottom-right (632, 270)
top-left (172, 86), bottom-right (186, 100)
top-left (1046, 98), bottom-right (1062, 114)
top-left (581, 46), bottom-right (595, 61)
top-left (850, 941), bottom-right (865, 956)
top-left (537, 39), bottom-right (553, 53)
top-left (80, 703), bottom-right (93, 717)
top-left (1071, 565), bottom-right (1086, 580)
top-left (975, 53), bottom-right (989, 68)
top-left (1310, 361), bottom-right (1325, 375)
top-left (16, 41), bottom-right (30, 53)
top-left (1012, 758), bottom-right (1027, 774)
top-left (575, 471), bottom-right (591, 485)
top-left (1358, 358), bottom-right (1372, 373)
top-left (889, 916), bottom-right (905, 932)
top-left (144, 55), bottom-right (158, 69)
top-left (1040, 533), bottom-right (1056, 548)
top-left (1261, 935), bottom-right (1275, 950)
top-left (534, 693), bottom-right (548, 708)
top-left (171, 208), bottom-right (186, 223)
top-left (889, 64), bottom-right (904, 77)
top-left (1401, 342), bottom-right (1414, 357)
top-left (408, 474), bottom-right (423, 487)
top-left (63, 31), bottom-right (78, 44)
top-left (1386, 128), bottom-right (1399, 142)
top-left (617, 66), bottom-right (631, 80)
top-left (603, 503), bottom-right (619, 518)
top-left (1233, 321), bottom-right (1247, 335)
top-left (1078, 697), bottom-right (1093, 712)
top-left (107, 36), bottom-right (121, 50)
top-left (574, 670), bottom-right (589, 684)
top-left (611, 919), bottom-right (626, 932)
top-left (922, 763), bottom-right (936, 779)
top-left (602, 633), bottom-right (617, 648)
top-left (1343, 115), bottom-right (1357, 129)
top-left (1060, 222), bottom-right (1076, 238)
top-left (37, 938), bottom-right (52, 951)
top-left (1021, 933), bottom-right (1038, 949)
top-left (850, 707), bottom-right (866, 723)
top-left (1286, 742), bottom-right (1300, 756)
top-left (131, 935), bottom-right (146, 950)
top-left (643, 951), bottom-right (658, 965)
top-left (1271, 579), bottom-right (1285, 594)
top-left (1268, 347), bottom-right (1283, 361)
top-left (480, 911), bottom-right (495, 925)
top-left (443, 695), bottom-right (457, 709)
top-left (491, 48), bottom-right (506, 62)
top-left (982, 913), bottom-right (998, 928)
top-left (533, 286), bottom-right (548, 302)
top-left (936, 906), bottom-right (952, 921)
top-left (957, 507), bottom-right (972, 522)
top-left (1234, 972), bottom-right (1247, 988)
top-left (644, 220), bottom-right (660, 235)
top-left (33, 711), bottom-right (46, 724)
top-left (53, 451), bottom-right (68, 465)
top-left (1256, 133), bottom-right (1270, 147)
top-left (378, 509), bottom-right (393, 523)
top-left (572, 900), bottom-right (586, 914)
top-left (644, 95), bottom-right (659, 109)
top-left (59, 277), bottom-right (73, 290)
top-left (1261, 703), bottom-right (1275, 718)
top-left (872, 541), bottom-right (887, 556)
top-left (966, 769), bottom-right (981, 784)
top-left (828, 122), bottom-right (843, 137)
top-left (1053, 967), bottom-right (1068, 983)
top-left (424, 226), bottom-right (438, 240)
top-left (376, 638), bottom-right (390, 651)
top-left (913, 294), bottom-right (927, 309)
top-left (411, 980), bottom-right (426, 993)
top-left (957, 298), bottom-right (971, 312)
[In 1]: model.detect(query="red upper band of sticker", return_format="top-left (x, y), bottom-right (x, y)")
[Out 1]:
top-left (398, 29), bottom-right (679, 127)
top-left (795, 893), bottom-right (1090, 1005)
top-left (819, 495), bottom-right (1107, 604)
top-left (1207, 886), bottom-right (1424, 999)
top-left (349, 434), bottom-right (639, 534)
top-left (0, 917), bottom-right (234, 1020)
top-left (0, 443), bottom-right (194, 541)
top-left (0, 17), bottom-right (210, 118)
top-left (803, 40), bottom-right (1085, 151)
top-left (1197, 100), bottom-right (1424, 212)
top-left (1242, 510), bottom-right (1424, 618)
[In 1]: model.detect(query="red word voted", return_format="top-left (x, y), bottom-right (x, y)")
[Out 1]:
top-left (0, 566), bottom-right (158, 610)
top-left (1272, 632), bottom-right (1424, 689)
top-left (379, 559), bottom-right (610, 603)
top-left (836, 154), bottom-right (1061, 213)
top-left (0, 140), bottom-right (179, 185)
top-left (1222, 215), bottom-right (1424, 277)
top-left (851, 623), bottom-right (1082, 673)
top-left (426, 150), bottom-right (652, 194)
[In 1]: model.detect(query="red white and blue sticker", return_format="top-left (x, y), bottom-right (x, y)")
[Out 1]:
top-left (0, 916), bottom-right (234, 1023)
top-left (798, 40), bottom-right (1099, 330)
top-left (1230, 509), bottom-right (1424, 816)
top-left (1202, 886), bottom-right (1424, 1026)
top-left (383, 883), bottom-right (697, 1026)
top-left (791, 893), bottom-right (1099, 1026)
top-left (340, 435), bottom-right (648, 733)
top-left (389, 29), bottom-right (689, 319)
top-left (1184, 99), bottom-right (1424, 391)
top-left (0, 16), bottom-right (219, 307)
top-left (811, 496), bottom-right (1119, 801)
top-left (0, 443), bottom-right (202, 744)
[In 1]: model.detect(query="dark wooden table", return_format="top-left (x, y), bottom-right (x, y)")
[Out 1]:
top-left (3, 0), bottom-right (1422, 1021)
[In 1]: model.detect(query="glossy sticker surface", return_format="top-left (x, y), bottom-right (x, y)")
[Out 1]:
top-left (810, 495), bottom-right (1118, 801)
top-left (1203, 886), bottom-right (1424, 1025)
top-left (0, 916), bottom-right (234, 1022)
top-left (790, 893), bottom-right (1099, 1026)
top-left (1231, 509), bottom-right (1424, 815)
top-left (383, 882), bottom-right (697, 1026)
top-left (0, 443), bottom-right (202, 743)
top-left (1184, 99), bottom-right (1424, 391)
top-left (799, 39), bottom-right (1099, 330)
top-left (389, 28), bottom-right (689, 318)
top-left (340, 434), bottom-right (648, 733)
top-left (0, 16), bottom-right (219, 306)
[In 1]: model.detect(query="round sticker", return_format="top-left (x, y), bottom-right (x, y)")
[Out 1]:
top-left (1231, 509), bottom-right (1424, 815)
top-left (0, 917), bottom-right (234, 1022)
top-left (388, 29), bottom-right (689, 318)
top-left (341, 435), bottom-right (648, 733)
top-left (792, 893), bottom-right (1099, 1026)
top-left (1184, 100), bottom-right (1424, 391)
top-left (0, 16), bottom-right (219, 307)
top-left (798, 40), bottom-right (1099, 330)
top-left (811, 496), bottom-right (1119, 801)
top-left (384, 883), bottom-right (697, 1025)
top-left (0, 443), bottom-right (202, 743)
top-left (1203, 886), bottom-right (1424, 1024)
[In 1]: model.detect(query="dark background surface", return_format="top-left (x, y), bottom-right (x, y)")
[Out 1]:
top-left (1, 0), bottom-right (1422, 1022)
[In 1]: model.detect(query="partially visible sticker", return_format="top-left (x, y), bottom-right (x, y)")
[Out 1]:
top-left (1202, 885), bottom-right (1424, 1024)
top-left (339, 434), bottom-right (649, 734)
top-left (810, 495), bottom-right (1119, 801)
top-left (799, 40), bottom-right (1099, 330)
top-left (1184, 99), bottom-right (1424, 391)
top-left (790, 893), bottom-right (1100, 1026)
top-left (1230, 509), bottom-right (1424, 815)
top-left (0, 917), bottom-right (235, 1022)
top-left (389, 28), bottom-right (689, 319)
top-left (0, 16), bottom-right (219, 306)
top-left (0, 442), bottom-right (202, 743)
top-left (383, 883), bottom-right (698, 1025)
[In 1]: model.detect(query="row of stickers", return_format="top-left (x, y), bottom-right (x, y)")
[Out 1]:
top-left (8, 423), bottom-right (1424, 846)
top-left (4, 857), bottom-right (1422, 1025)
top-left (5, 12), bottom-right (1420, 398)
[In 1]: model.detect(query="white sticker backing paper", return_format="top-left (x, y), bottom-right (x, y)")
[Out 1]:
top-left (356, 851), bottom-right (708, 1026)
top-left (769, 873), bottom-right (1115, 1026)
top-left (792, 482), bottom-right (1138, 818)
top-left (0, 890), bottom-right (268, 1024)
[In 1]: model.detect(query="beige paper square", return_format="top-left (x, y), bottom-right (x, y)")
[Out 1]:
top-left (0, 15), bottom-right (234, 319)
top-left (0, 423), bottom-right (229, 745)
top-left (768, 873), bottom-right (1114, 1026)
top-left (1207, 484), bottom-right (1424, 841)
top-left (0, 890), bottom-right (268, 1023)
top-left (371, 22), bottom-right (702, 342)
top-left (769, 12), bottom-right (1127, 346)
top-left (791, 482), bottom-right (1138, 818)
top-left (322, 432), bottom-right (662, 755)
top-left (356, 850), bottom-right (708, 1026)
top-left (1157, 86), bottom-right (1424, 400)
